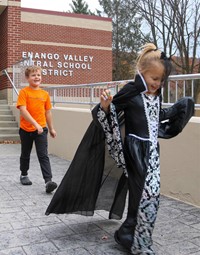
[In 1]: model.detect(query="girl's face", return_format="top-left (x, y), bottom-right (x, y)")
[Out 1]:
top-left (142, 62), bottom-right (165, 95)
top-left (26, 69), bottom-right (42, 89)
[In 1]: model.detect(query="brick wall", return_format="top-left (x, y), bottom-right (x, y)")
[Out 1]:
top-left (0, 1), bottom-right (21, 93)
top-left (7, 6), bottom-right (21, 66)
top-left (0, 5), bottom-right (112, 98)
top-left (21, 45), bottom-right (112, 85)
top-left (0, 8), bottom-right (8, 91)
top-left (22, 23), bottom-right (111, 48)
top-left (21, 9), bottom-right (112, 85)
top-left (0, 8), bottom-right (8, 71)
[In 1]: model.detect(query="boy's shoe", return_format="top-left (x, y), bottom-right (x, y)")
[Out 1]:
top-left (46, 181), bottom-right (57, 193)
top-left (20, 175), bottom-right (32, 185)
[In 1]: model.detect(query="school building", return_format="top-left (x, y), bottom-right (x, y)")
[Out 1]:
top-left (0, 0), bottom-right (112, 101)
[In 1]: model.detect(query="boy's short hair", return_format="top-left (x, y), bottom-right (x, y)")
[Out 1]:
top-left (25, 66), bottom-right (42, 78)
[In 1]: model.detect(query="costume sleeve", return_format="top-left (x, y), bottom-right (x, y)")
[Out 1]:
top-left (91, 82), bottom-right (133, 122)
top-left (92, 75), bottom-right (147, 124)
top-left (159, 97), bottom-right (194, 139)
top-left (112, 75), bottom-right (147, 112)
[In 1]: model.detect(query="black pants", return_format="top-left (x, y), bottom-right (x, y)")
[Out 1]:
top-left (19, 127), bottom-right (52, 183)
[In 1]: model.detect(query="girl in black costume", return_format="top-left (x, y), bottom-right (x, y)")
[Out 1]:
top-left (46, 43), bottom-right (194, 254)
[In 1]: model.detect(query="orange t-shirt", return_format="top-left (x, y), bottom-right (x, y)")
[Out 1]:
top-left (16, 86), bottom-right (52, 132)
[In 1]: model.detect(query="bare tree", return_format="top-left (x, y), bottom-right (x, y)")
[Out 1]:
top-left (137, 0), bottom-right (200, 101)
top-left (98, 0), bottom-right (148, 80)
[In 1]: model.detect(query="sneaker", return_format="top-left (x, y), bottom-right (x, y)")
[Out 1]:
top-left (20, 175), bottom-right (32, 185)
top-left (45, 181), bottom-right (57, 193)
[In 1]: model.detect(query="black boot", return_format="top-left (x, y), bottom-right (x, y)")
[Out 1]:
top-left (114, 216), bottom-right (136, 250)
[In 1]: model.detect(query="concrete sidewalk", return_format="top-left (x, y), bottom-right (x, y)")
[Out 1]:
top-left (0, 144), bottom-right (200, 255)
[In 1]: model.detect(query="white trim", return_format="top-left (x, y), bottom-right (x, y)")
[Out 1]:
top-left (21, 11), bottom-right (112, 32)
top-left (8, 0), bottom-right (20, 7)
top-left (20, 40), bottom-right (112, 51)
top-left (128, 133), bottom-right (150, 141)
top-left (137, 70), bottom-right (148, 93)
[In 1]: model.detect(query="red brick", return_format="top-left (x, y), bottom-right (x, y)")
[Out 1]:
top-left (0, 2), bottom-right (112, 93)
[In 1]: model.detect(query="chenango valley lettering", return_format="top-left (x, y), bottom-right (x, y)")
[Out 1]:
top-left (22, 52), bottom-right (94, 77)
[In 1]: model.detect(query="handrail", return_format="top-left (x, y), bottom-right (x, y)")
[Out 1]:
top-left (6, 68), bottom-right (200, 109)
top-left (3, 56), bottom-right (33, 103)
top-left (168, 73), bottom-right (200, 80)
top-left (165, 73), bottom-right (200, 108)
top-left (42, 79), bottom-right (131, 89)
top-left (3, 69), bottom-right (19, 96)
top-left (43, 73), bottom-right (200, 108)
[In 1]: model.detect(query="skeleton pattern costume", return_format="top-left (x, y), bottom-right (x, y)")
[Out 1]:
top-left (132, 93), bottom-right (160, 253)
top-left (96, 89), bottom-right (161, 253)
top-left (45, 74), bottom-right (194, 254)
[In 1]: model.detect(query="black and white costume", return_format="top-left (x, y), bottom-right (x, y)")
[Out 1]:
top-left (46, 74), bottom-right (194, 254)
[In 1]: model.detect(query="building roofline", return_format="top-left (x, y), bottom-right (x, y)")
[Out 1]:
top-left (21, 7), bottom-right (112, 22)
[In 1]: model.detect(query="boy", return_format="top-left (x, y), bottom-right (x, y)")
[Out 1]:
top-left (16, 66), bottom-right (57, 193)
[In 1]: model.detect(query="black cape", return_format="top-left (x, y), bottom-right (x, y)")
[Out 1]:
top-left (45, 75), bottom-right (194, 219)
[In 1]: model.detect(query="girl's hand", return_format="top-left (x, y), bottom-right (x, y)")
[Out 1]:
top-left (100, 89), bottom-right (113, 113)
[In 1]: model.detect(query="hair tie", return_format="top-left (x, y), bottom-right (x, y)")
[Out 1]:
top-left (160, 51), bottom-right (170, 60)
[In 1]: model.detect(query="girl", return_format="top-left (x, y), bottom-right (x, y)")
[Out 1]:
top-left (46, 43), bottom-right (194, 254)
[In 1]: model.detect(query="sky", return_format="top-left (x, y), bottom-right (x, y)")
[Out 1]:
top-left (21, 0), bottom-right (102, 13)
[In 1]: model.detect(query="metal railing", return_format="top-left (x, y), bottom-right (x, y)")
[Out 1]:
top-left (43, 73), bottom-right (200, 108)
top-left (165, 73), bottom-right (200, 108)
top-left (43, 80), bottom-right (130, 108)
top-left (3, 69), bottom-right (19, 96)
top-left (5, 62), bottom-right (200, 109)
top-left (3, 57), bottom-right (33, 103)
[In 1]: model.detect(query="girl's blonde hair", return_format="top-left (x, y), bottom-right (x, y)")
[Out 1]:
top-left (136, 43), bottom-right (161, 71)
top-left (25, 66), bottom-right (42, 78)
top-left (136, 43), bottom-right (172, 86)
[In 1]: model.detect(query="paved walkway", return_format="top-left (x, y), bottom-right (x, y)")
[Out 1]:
top-left (0, 144), bottom-right (200, 255)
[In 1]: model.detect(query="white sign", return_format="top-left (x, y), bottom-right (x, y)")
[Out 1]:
top-left (22, 52), bottom-right (93, 77)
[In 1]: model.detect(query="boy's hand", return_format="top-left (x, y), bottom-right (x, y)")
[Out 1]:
top-left (49, 128), bottom-right (56, 138)
top-left (100, 89), bottom-right (113, 113)
top-left (36, 124), bottom-right (43, 134)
